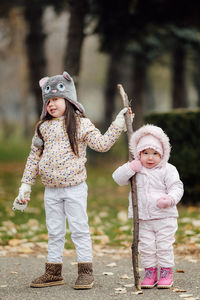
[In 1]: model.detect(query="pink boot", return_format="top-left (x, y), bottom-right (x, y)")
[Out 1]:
top-left (141, 267), bottom-right (158, 288)
top-left (157, 267), bottom-right (173, 288)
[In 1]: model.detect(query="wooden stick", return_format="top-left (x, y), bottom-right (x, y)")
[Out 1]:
top-left (117, 84), bottom-right (141, 291)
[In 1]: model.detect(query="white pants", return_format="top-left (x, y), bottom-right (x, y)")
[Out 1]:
top-left (44, 182), bottom-right (92, 263)
top-left (139, 218), bottom-right (177, 268)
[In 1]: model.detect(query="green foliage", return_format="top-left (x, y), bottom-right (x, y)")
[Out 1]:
top-left (145, 109), bottom-right (200, 204)
top-left (0, 136), bottom-right (31, 162)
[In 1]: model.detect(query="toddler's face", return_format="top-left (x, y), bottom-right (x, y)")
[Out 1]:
top-left (140, 148), bottom-right (161, 169)
top-left (46, 97), bottom-right (66, 118)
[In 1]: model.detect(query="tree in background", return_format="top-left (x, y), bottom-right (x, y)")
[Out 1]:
top-left (90, 0), bottom-right (200, 128)
top-left (1, 0), bottom-right (200, 127)
top-left (190, 46), bottom-right (200, 108)
top-left (64, 0), bottom-right (89, 90)
top-left (24, 1), bottom-right (47, 117)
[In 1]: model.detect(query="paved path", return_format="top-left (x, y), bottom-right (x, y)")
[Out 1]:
top-left (0, 255), bottom-right (199, 300)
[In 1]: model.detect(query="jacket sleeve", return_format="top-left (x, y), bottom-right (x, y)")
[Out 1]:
top-left (82, 118), bottom-right (122, 152)
top-left (21, 132), bottom-right (43, 185)
top-left (165, 164), bottom-right (184, 205)
top-left (112, 162), bottom-right (135, 186)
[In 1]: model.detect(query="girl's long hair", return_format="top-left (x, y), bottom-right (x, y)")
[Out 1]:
top-left (36, 99), bottom-right (85, 156)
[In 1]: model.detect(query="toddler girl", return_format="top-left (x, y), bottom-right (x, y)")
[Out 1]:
top-left (13, 71), bottom-right (130, 289)
top-left (112, 124), bottom-right (183, 289)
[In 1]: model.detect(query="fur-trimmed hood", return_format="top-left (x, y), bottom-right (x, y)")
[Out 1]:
top-left (129, 124), bottom-right (171, 167)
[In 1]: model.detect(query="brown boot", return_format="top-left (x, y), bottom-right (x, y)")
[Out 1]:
top-left (30, 262), bottom-right (64, 288)
top-left (74, 262), bottom-right (94, 289)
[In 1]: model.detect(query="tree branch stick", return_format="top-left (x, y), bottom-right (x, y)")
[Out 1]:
top-left (117, 84), bottom-right (141, 291)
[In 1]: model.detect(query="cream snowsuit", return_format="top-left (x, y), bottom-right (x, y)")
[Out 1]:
top-left (112, 125), bottom-right (184, 268)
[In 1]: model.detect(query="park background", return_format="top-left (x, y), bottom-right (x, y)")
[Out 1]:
top-left (0, 0), bottom-right (199, 260)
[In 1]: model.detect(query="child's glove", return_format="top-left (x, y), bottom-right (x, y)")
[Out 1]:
top-left (12, 198), bottom-right (28, 212)
top-left (113, 108), bottom-right (128, 130)
top-left (12, 183), bottom-right (31, 212)
top-left (113, 108), bottom-right (134, 131)
top-left (156, 195), bottom-right (173, 209)
top-left (129, 159), bottom-right (142, 172)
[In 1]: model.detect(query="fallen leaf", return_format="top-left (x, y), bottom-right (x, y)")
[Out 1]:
top-left (132, 290), bottom-right (143, 295)
top-left (8, 239), bottom-right (22, 247)
top-left (96, 228), bottom-right (105, 235)
top-left (119, 225), bottom-right (130, 231)
top-left (106, 262), bottom-right (117, 267)
top-left (35, 242), bottom-right (48, 249)
top-left (182, 298), bottom-right (200, 300)
top-left (117, 211), bottom-right (128, 223)
top-left (172, 287), bottom-right (187, 293)
top-left (123, 283), bottom-right (134, 288)
top-left (93, 216), bottom-right (101, 225)
top-left (115, 287), bottom-right (127, 294)
top-left (120, 274), bottom-right (132, 279)
top-left (99, 211), bottom-right (108, 218)
top-left (34, 234), bottom-right (49, 241)
top-left (2, 220), bottom-right (16, 230)
top-left (27, 219), bottom-right (39, 229)
top-left (102, 249), bottom-right (117, 254)
top-left (188, 259), bottom-right (198, 263)
top-left (179, 294), bottom-right (193, 298)
top-left (176, 270), bottom-right (185, 273)
top-left (37, 255), bottom-right (46, 259)
top-left (92, 235), bottom-right (110, 244)
top-left (192, 220), bottom-right (200, 227)
top-left (185, 230), bottom-right (195, 235)
top-left (103, 272), bottom-right (114, 276)
top-left (18, 247), bottom-right (33, 254)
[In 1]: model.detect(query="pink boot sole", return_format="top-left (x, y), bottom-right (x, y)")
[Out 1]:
top-left (141, 281), bottom-right (158, 289)
top-left (157, 281), bottom-right (173, 288)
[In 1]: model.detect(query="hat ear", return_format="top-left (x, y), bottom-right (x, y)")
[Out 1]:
top-left (39, 77), bottom-right (49, 87)
top-left (63, 71), bottom-right (72, 81)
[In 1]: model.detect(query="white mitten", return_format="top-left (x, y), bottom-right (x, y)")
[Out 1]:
top-left (113, 108), bottom-right (128, 130)
top-left (12, 198), bottom-right (28, 212)
top-left (12, 183), bottom-right (31, 212)
top-left (113, 108), bottom-right (134, 131)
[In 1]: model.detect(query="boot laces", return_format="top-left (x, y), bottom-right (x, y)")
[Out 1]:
top-left (145, 270), bottom-right (153, 278)
top-left (160, 269), bottom-right (169, 278)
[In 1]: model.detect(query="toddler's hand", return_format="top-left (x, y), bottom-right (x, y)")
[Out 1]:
top-left (156, 196), bottom-right (173, 209)
top-left (129, 159), bottom-right (142, 172)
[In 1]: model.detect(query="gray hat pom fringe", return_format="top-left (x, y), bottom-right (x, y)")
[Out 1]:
top-left (33, 137), bottom-right (44, 148)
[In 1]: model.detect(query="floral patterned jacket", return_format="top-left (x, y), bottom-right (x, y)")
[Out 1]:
top-left (22, 116), bottom-right (122, 187)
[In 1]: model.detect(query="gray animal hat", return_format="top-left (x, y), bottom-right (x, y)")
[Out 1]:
top-left (39, 71), bottom-right (85, 119)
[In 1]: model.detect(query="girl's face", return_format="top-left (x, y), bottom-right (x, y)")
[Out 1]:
top-left (46, 97), bottom-right (66, 118)
top-left (140, 148), bottom-right (161, 169)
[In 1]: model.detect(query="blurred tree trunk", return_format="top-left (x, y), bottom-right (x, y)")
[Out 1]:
top-left (24, 4), bottom-right (47, 118)
top-left (192, 47), bottom-right (200, 107)
top-left (171, 45), bottom-right (188, 108)
top-left (131, 57), bottom-right (146, 130)
top-left (64, 0), bottom-right (88, 90)
top-left (104, 50), bottom-right (123, 129)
